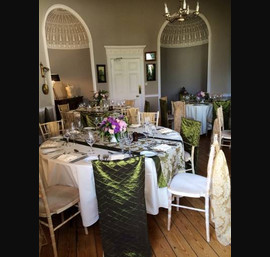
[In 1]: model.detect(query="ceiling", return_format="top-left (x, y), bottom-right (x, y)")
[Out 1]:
top-left (45, 8), bottom-right (89, 50)
top-left (161, 16), bottom-right (208, 48)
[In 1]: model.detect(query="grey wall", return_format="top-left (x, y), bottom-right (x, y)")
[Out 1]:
top-left (161, 44), bottom-right (208, 104)
top-left (39, 0), bottom-right (231, 108)
top-left (48, 48), bottom-right (94, 100)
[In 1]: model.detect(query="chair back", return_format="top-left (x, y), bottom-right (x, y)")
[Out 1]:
top-left (206, 134), bottom-right (219, 198)
top-left (144, 100), bottom-right (150, 112)
top-left (139, 111), bottom-right (159, 126)
top-left (173, 101), bottom-right (186, 133)
top-left (213, 100), bottom-right (231, 130)
top-left (125, 99), bottom-right (135, 107)
top-left (180, 117), bottom-right (201, 171)
top-left (126, 107), bottom-right (140, 124)
top-left (39, 119), bottom-right (64, 141)
top-left (216, 106), bottom-right (224, 131)
top-left (211, 118), bottom-right (222, 145)
top-left (92, 156), bottom-right (151, 257)
top-left (159, 98), bottom-right (168, 127)
top-left (58, 103), bottom-right (70, 113)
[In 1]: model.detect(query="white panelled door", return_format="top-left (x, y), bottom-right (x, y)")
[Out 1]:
top-left (110, 58), bottom-right (143, 110)
top-left (105, 45), bottom-right (146, 112)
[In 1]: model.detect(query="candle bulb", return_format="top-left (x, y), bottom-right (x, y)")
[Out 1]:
top-left (196, 2), bottom-right (199, 12)
top-left (183, 0), bottom-right (186, 9)
top-left (187, 5), bottom-right (189, 14)
top-left (164, 3), bottom-right (169, 14)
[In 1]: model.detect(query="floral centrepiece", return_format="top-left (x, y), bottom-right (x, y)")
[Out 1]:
top-left (99, 115), bottom-right (128, 142)
top-left (196, 91), bottom-right (209, 102)
top-left (93, 89), bottom-right (109, 105)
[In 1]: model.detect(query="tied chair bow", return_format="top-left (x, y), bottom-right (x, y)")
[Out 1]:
top-left (92, 156), bottom-right (152, 257)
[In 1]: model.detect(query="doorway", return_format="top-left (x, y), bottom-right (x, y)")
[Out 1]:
top-left (105, 46), bottom-right (146, 111)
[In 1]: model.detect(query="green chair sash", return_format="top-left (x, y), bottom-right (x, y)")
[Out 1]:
top-left (180, 117), bottom-right (201, 172)
top-left (92, 156), bottom-right (151, 257)
top-left (159, 99), bottom-right (169, 127)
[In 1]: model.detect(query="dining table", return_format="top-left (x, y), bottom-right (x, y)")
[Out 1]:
top-left (185, 103), bottom-right (213, 135)
top-left (39, 126), bottom-right (185, 228)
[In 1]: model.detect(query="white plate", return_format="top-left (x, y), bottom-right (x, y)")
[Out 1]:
top-left (140, 151), bottom-right (157, 157)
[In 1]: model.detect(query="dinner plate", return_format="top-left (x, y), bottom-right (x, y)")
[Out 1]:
top-left (140, 151), bottom-right (157, 157)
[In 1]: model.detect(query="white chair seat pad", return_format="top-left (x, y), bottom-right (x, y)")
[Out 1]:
top-left (184, 151), bottom-right (191, 162)
top-left (168, 173), bottom-right (207, 197)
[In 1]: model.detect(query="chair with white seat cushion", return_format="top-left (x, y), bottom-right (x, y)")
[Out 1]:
top-left (167, 135), bottom-right (219, 242)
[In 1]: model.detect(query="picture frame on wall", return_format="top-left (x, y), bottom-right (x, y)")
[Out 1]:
top-left (145, 51), bottom-right (156, 61)
top-left (97, 64), bottom-right (106, 83)
top-left (146, 63), bottom-right (156, 81)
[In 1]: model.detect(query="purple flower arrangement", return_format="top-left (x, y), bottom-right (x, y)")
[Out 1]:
top-left (99, 115), bottom-right (128, 141)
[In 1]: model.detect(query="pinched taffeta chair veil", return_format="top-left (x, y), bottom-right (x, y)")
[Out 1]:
top-left (92, 156), bottom-right (152, 257)
top-left (180, 117), bottom-right (202, 174)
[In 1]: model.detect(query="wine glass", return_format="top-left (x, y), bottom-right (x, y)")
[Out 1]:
top-left (93, 116), bottom-right (100, 130)
top-left (84, 131), bottom-right (96, 154)
top-left (63, 129), bottom-right (71, 147)
top-left (118, 133), bottom-right (126, 153)
top-left (69, 122), bottom-right (77, 145)
top-left (124, 131), bottom-right (133, 155)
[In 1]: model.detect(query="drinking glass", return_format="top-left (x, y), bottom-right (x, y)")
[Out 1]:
top-left (84, 131), bottom-right (96, 154)
top-left (63, 129), bottom-right (71, 147)
top-left (93, 116), bottom-right (100, 130)
top-left (118, 135), bottom-right (126, 153)
top-left (125, 132), bottom-right (133, 155)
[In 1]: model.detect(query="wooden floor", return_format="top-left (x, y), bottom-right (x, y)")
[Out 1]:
top-left (40, 133), bottom-right (231, 257)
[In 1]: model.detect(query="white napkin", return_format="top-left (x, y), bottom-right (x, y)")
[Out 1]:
top-left (109, 153), bottom-right (126, 160)
top-left (40, 140), bottom-right (60, 148)
top-left (153, 144), bottom-right (172, 152)
top-left (158, 128), bottom-right (173, 134)
top-left (56, 154), bottom-right (79, 162)
top-left (41, 148), bottom-right (59, 154)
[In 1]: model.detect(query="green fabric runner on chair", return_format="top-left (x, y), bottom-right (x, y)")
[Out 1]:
top-left (212, 100), bottom-right (231, 130)
top-left (159, 99), bottom-right (169, 127)
top-left (92, 156), bottom-right (152, 257)
top-left (180, 117), bottom-right (201, 173)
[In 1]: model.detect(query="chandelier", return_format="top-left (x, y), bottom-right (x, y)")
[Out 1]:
top-left (164, 0), bottom-right (199, 23)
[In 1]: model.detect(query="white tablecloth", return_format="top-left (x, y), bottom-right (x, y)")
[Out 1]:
top-left (39, 132), bottom-right (184, 227)
top-left (185, 103), bottom-right (213, 135)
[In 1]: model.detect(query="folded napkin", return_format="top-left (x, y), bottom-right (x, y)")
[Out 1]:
top-left (109, 153), bottom-right (126, 160)
top-left (56, 154), bottom-right (79, 162)
top-left (152, 144), bottom-right (172, 152)
top-left (158, 128), bottom-right (173, 134)
top-left (40, 140), bottom-right (60, 148)
top-left (41, 148), bottom-right (59, 154)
